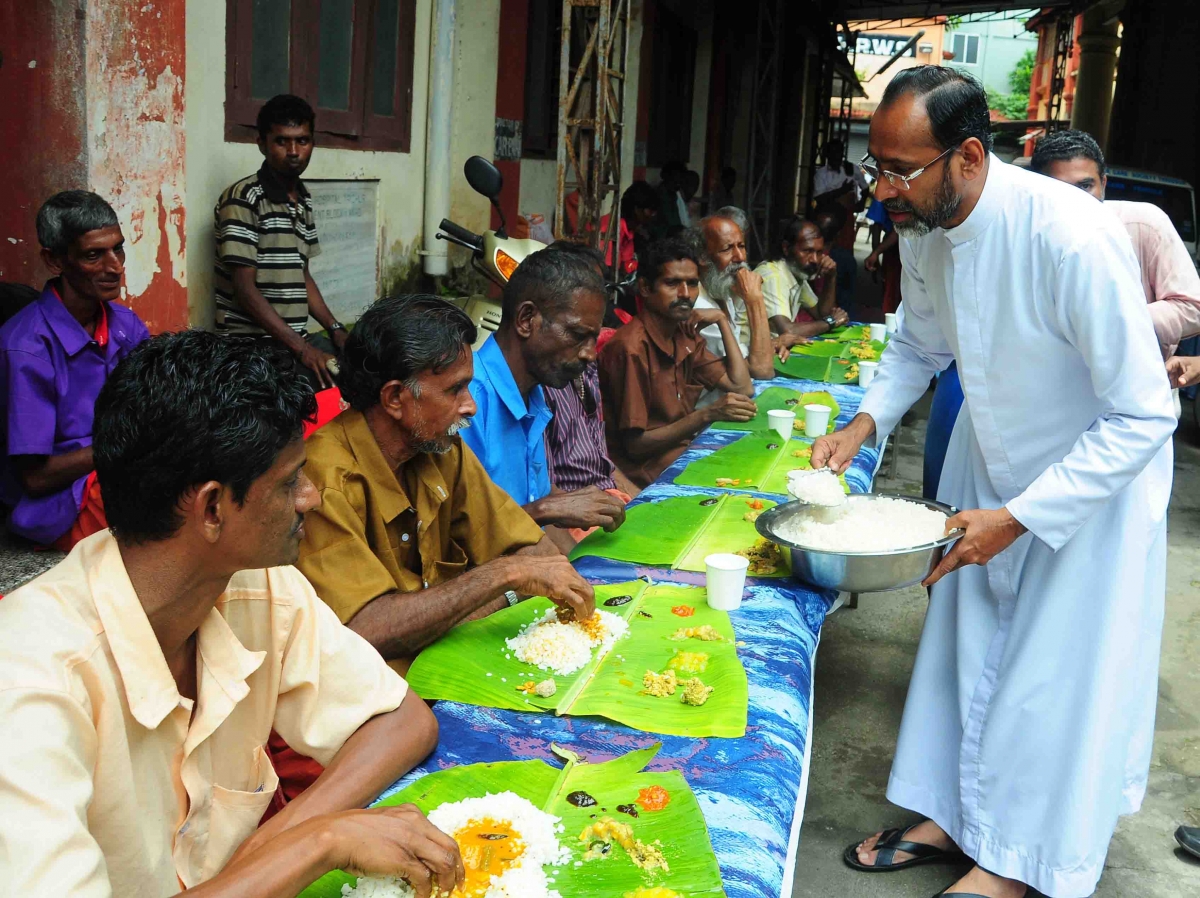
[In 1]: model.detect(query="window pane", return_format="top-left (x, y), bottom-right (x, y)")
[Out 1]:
top-left (251, 0), bottom-right (291, 99)
top-left (318, 0), bottom-right (355, 110)
top-left (372, 0), bottom-right (400, 116)
top-left (967, 35), bottom-right (979, 64)
top-left (951, 33), bottom-right (963, 60)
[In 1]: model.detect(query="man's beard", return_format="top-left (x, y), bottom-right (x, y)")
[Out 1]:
top-left (413, 417), bottom-right (471, 455)
top-left (701, 259), bottom-right (748, 301)
top-left (786, 261), bottom-right (817, 282)
top-left (884, 164), bottom-right (962, 237)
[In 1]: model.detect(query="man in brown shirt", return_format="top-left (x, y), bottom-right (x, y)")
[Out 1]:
top-left (298, 295), bottom-right (595, 672)
top-left (599, 237), bottom-right (758, 486)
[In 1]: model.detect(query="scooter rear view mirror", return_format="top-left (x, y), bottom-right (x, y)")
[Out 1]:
top-left (463, 156), bottom-right (509, 238)
top-left (464, 156), bottom-right (504, 201)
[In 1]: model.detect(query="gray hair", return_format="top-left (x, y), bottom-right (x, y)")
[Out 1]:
top-left (36, 191), bottom-right (120, 256)
top-left (707, 205), bottom-right (750, 235)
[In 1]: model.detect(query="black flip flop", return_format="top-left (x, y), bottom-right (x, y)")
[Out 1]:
top-left (843, 823), bottom-right (968, 872)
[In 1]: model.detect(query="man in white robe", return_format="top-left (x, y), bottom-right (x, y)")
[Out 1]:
top-left (813, 66), bottom-right (1176, 898)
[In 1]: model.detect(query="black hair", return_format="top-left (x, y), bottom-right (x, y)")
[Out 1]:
top-left (36, 191), bottom-right (120, 256)
top-left (880, 65), bottom-right (994, 154)
top-left (621, 180), bottom-right (660, 221)
top-left (547, 240), bottom-right (606, 274)
top-left (500, 246), bottom-right (606, 322)
top-left (812, 202), bottom-right (848, 243)
top-left (660, 160), bottom-right (687, 180)
top-left (1029, 129), bottom-right (1106, 179)
top-left (93, 330), bottom-right (317, 543)
top-left (257, 94), bottom-right (316, 141)
top-left (721, 166), bottom-right (737, 181)
top-left (638, 236), bottom-right (700, 285)
top-left (338, 294), bottom-right (476, 411)
top-left (776, 215), bottom-right (820, 258)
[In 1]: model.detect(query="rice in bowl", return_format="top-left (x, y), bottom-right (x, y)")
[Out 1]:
top-left (775, 496), bottom-right (948, 553)
top-left (505, 608), bottom-right (630, 675)
top-left (343, 791), bottom-right (570, 898)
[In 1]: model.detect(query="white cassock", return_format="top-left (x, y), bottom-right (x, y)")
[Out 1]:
top-left (858, 157), bottom-right (1176, 898)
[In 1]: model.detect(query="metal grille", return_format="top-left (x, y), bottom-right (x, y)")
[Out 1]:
top-left (744, 0), bottom-right (785, 258)
top-left (1047, 12), bottom-right (1075, 127)
top-left (554, 0), bottom-right (631, 272)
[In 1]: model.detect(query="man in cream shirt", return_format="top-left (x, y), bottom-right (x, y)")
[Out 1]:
top-left (0, 332), bottom-right (465, 897)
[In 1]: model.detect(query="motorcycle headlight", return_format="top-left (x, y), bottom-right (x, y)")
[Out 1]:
top-left (495, 249), bottom-right (520, 281)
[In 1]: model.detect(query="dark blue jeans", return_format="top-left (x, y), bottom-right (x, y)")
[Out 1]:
top-left (828, 246), bottom-right (857, 320)
top-left (923, 361), bottom-right (964, 501)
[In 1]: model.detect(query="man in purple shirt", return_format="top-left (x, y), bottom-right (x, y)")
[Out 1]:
top-left (0, 191), bottom-right (149, 547)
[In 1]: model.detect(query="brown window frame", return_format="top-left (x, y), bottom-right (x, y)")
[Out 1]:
top-left (225, 0), bottom-right (416, 153)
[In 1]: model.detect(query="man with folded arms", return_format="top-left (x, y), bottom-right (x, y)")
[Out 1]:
top-left (600, 237), bottom-right (757, 487)
top-left (0, 331), bottom-right (465, 897)
top-left (299, 294), bottom-right (595, 673)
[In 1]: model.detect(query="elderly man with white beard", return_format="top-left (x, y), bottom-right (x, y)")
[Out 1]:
top-left (755, 215), bottom-right (850, 341)
top-left (691, 207), bottom-right (786, 383)
top-left (813, 66), bottom-right (1175, 898)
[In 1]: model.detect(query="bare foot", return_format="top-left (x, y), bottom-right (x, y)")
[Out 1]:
top-left (943, 865), bottom-right (1026, 897)
top-left (856, 818), bottom-right (957, 867)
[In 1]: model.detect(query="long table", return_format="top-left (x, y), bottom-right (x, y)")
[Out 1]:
top-left (381, 376), bottom-right (881, 898)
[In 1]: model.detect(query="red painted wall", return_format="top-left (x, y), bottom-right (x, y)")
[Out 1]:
top-left (0, 1), bottom-right (87, 287)
top-left (493, 0), bottom-right (530, 232)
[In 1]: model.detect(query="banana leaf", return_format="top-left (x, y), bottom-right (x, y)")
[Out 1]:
top-left (298, 745), bottom-right (725, 898)
top-left (827, 356), bottom-right (859, 385)
top-left (827, 324), bottom-right (869, 341)
top-left (790, 340), bottom-right (846, 358)
top-left (798, 390), bottom-right (841, 420)
top-left (674, 431), bottom-right (845, 500)
top-left (405, 581), bottom-right (749, 737)
top-left (709, 385), bottom-right (805, 432)
top-left (570, 494), bottom-right (784, 578)
top-left (773, 352), bottom-right (830, 381)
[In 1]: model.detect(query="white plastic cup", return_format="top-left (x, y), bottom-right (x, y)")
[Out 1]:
top-left (884, 312), bottom-right (898, 334)
top-left (767, 409), bottom-right (796, 442)
top-left (858, 360), bottom-right (879, 387)
top-left (803, 403), bottom-right (832, 437)
top-left (705, 553), bottom-right (750, 611)
top-left (869, 322), bottom-right (888, 343)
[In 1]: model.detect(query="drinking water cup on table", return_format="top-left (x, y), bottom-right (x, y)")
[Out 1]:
top-left (767, 409), bottom-right (796, 442)
top-left (858, 360), bottom-right (879, 387)
top-left (869, 322), bottom-right (888, 343)
top-left (884, 312), bottom-right (898, 334)
top-left (705, 553), bottom-right (750, 611)
top-left (803, 403), bottom-right (832, 437)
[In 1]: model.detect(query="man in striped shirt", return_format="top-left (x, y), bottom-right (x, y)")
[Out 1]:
top-left (214, 95), bottom-right (347, 389)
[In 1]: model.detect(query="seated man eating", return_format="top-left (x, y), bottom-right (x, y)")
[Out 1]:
top-left (0, 331), bottom-right (464, 897)
top-left (755, 215), bottom-right (849, 341)
top-left (0, 190), bottom-right (149, 549)
top-left (461, 247), bottom-right (627, 543)
top-left (299, 294), bottom-right (595, 671)
top-left (599, 237), bottom-right (758, 487)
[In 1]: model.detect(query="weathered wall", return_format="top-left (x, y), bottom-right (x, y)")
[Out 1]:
top-left (0, 0), bottom-right (87, 287)
top-left (87, 0), bottom-right (188, 332)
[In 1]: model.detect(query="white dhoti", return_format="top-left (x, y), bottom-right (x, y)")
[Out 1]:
top-left (859, 158), bottom-right (1177, 898)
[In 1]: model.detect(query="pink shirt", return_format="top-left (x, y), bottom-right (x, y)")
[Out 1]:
top-left (1109, 200), bottom-right (1200, 357)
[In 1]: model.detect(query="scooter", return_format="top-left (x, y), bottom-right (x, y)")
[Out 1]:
top-left (436, 156), bottom-right (546, 288)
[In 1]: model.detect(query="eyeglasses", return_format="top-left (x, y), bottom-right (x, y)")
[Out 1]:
top-left (860, 146), bottom-right (956, 191)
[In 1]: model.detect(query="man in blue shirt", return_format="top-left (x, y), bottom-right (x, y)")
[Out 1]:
top-left (462, 248), bottom-right (626, 544)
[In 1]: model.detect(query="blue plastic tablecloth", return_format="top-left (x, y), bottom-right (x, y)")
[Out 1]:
top-left (380, 375), bottom-right (881, 898)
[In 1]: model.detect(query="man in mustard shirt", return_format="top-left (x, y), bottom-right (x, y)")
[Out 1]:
top-left (0, 332), bottom-right (465, 897)
top-left (299, 294), bottom-right (595, 672)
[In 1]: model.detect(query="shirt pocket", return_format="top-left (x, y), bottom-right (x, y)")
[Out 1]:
top-left (203, 743), bottom-right (280, 880)
top-left (430, 538), bottom-right (468, 586)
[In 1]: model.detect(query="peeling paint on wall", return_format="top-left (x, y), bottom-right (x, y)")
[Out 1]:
top-left (86, 0), bottom-right (188, 332)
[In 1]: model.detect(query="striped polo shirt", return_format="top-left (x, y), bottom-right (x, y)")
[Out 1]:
top-left (213, 164), bottom-right (321, 335)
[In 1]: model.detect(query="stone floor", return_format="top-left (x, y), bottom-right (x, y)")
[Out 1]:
top-left (791, 243), bottom-right (1200, 897)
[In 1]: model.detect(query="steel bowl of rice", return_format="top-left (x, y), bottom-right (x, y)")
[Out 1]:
top-left (754, 493), bottom-right (962, 593)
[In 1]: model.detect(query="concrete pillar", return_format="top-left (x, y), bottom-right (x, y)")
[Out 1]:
top-left (1070, 7), bottom-right (1121, 150)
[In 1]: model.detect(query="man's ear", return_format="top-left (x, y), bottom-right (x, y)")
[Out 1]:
top-left (959, 137), bottom-right (988, 181)
top-left (188, 481), bottom-right (226, 545)
top-left (40, 248), bottom-right (65, 276)
top-left (638, 276), bottom-right (653, 299)
top-left (513, 300), bottom-right (540, 339)
top-left (257, 135), bottom-right (268, 158)
top-left (379, 379), bottom-right (408, 422)
top-left (1100, 174), bottom-right (1108, 200)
